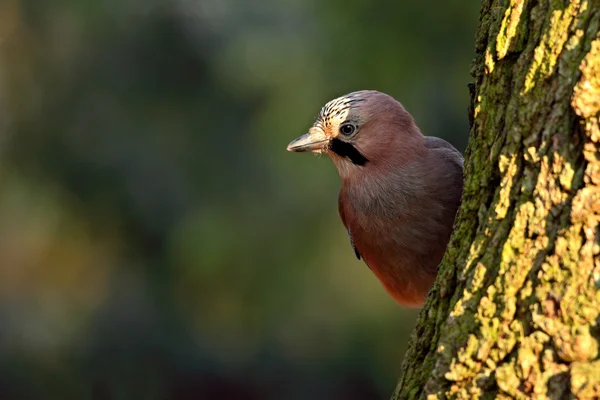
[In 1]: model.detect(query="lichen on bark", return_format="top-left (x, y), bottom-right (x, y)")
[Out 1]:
top-left (394, 0), bottom-right (600, 398)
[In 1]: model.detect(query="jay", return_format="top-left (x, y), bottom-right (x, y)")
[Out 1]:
top-left (287, 90), bottom-right (463, 306)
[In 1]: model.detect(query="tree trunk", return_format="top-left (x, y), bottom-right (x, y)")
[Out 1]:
top-left (394, 0), bottom-right (600, 398)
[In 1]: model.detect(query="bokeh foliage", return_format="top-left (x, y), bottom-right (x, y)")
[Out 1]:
top-left (0, 0), bottom-right (477, 398)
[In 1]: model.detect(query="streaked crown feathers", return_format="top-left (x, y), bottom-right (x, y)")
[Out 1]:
top-left (314, 92), bottom-right (367, 130)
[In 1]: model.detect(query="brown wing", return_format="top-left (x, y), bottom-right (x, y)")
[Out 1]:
top-left (424, 136), bottom-right (464, 168)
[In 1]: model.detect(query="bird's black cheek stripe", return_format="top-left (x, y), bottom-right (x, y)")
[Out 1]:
top-left (329, 138), bottom-right (369, 166)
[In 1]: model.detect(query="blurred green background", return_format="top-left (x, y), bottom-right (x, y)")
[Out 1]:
top-left (0, 1), bottom-right (477, 399)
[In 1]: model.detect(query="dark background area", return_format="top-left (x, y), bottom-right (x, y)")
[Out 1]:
top-left (0, 1), bottom-right (478, 398)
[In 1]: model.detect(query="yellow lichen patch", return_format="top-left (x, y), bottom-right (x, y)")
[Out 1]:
top-left (515, 332), bottom-right (549, 393)
top-left (525, 146), bottom-right (541, 164)
top-left (522, 2), bottom-right (581, 94)
top-left (570, 360), bottom-right (600, 398)
top-left (571, 186), bottom-right (600, 223)
top-left (558, 161), bottom-right (575, 191)
top-left (495, 153), bottom-right (518, 219)
top-left (457, 234), bottom-right (487, 285)
top-left (572, 37), bottom-right (600, 118)
top-left (496, 0), bottom-right (527, 59)
top-left (496, 360), bottom-right (520, 396)
top-left (485, 47), bottom-right (496, 74)
top-left (553, 326), bottom-right (599, 363)
top-left (471, 262), bottom-right (489, 295)
top-left (473, 103), bottom-right (481, 119)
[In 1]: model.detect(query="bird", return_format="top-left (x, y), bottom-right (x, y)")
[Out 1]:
top-left (287, 90), bottom-right (463, 306)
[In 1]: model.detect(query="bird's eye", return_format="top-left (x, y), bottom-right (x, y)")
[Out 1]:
top-left (339, 124), bottom-right (356, 136)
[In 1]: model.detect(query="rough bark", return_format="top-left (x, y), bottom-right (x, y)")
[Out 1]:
top-left (394, 0), bottom-right (600, 398)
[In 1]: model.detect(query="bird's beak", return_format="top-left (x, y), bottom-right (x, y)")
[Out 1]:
top-left (286, 128), bottom-right (329, 153)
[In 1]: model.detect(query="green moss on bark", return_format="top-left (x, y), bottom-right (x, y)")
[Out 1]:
top-left (394, 0), bottom-right (600, 398)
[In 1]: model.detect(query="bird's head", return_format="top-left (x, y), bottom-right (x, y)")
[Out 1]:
top-left (286, 90), bottom-right (423, 178)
